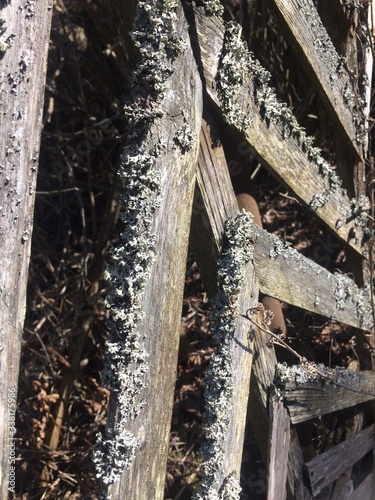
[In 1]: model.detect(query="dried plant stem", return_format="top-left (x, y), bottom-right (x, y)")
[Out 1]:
top-left (237, 308), bottom-right (375, 399)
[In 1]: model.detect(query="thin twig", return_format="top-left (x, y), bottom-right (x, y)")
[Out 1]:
top-left (236, 307), bottom-right (375, 398)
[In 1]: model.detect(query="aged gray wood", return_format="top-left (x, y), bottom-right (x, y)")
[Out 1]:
top-left (272, 0), bottom-right (363, 159)
top-left (252, 224), bottom-right (373, 332)
top-left (191, 127), bottom-right (310, 497)
top-left (0, 1), bottom-right (52, 497)
top-left (282, 371), bottom-right (375, 424)
top-left (192, 7), bottom-right (368, 256)
top-left (305, 425), bottom-right (374, 496)
top-left (192, 117), bottom-right (373, 331)
top-left (191, 115), bottom-right (259, 490)
top-left (190, 114), bottom-right (238, 297)
top-left (104, 4), bottom-right (203, 499)
top-left (287, 430), bottom-right (313, 500)
top-left (251, 330), bottom-right (311, 499)
top-left (348, 471), bottom-right (374, 500)
top-left (267, 393), bottom-right (290, 500)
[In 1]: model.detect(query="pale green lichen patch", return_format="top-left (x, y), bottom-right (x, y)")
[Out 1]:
top-left (194, 212), bottom-right (254, 500)
top-left (275, 362), bottom-right (360, 388)
top-left (217, 22), bottom-right (345, 212)
top-left (174, 122), bottom-right (197, 152)
top-left (93, 0), bottom-right (183, 488)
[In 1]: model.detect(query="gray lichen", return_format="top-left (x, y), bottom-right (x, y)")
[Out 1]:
top-left (93, 0), bottom-right (182, 488)
top-left (218, 23), bottom-right (253, 132)
top-left (298, 0), bottom-right (364, 144)
top-left (193, 212), bottom-right (254, 500)
top-left (339, 194), bottom-right (372, 243)
top-left (218, 22), bottom-right (344, 212)
top-left (174, 122), bottom-right (197, 152)
top-left (275, 362), bottom-right (360, 388)
top-left (131, 0), bottom-right (185, 98)
top-left (0, 19), bottom-right (15, 58)
top-left (269, 237), bottom-right (291, 259)
top-left (333, 274), bottom-right (353, 311)
top-left (200, 0), bottom-right (224, 17)
top-left (93, 142), bottom-right (162, 486)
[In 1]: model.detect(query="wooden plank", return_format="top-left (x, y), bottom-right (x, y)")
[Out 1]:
top-left (267, 393), bottom-right (290, 500)
top-left (251, 329), bottom-right (311, 499)
top-left (305, 425), bottom-right (374, 496)
top-left (192, 7), bottom-right (369, 255)
top-left (348, 472), bottom-right (374, 500)
top-left (191, 116), bottom-right (259, 495)
top-left (192, 113), bottom-right (373, 332)
top-left (276, 366), bottom-right (375, 423)
top-left (287, 430), bottom-right (313, 500)
top-left (0, 1), bottom-right (53, 497)
top-left (252, 224), bottom-right (373, 332)
top-left (190, 113), bottom-right (238, 297)
top-left (93, 3), bottom-right (203, 499)
top-left (272, 0), bottom-right (363, 159)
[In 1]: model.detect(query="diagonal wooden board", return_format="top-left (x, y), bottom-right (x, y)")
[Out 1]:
top-left (192, 6), bottom-right (369, 256)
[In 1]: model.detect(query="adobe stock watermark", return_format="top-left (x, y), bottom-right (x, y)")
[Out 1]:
top-left (7, 387), bottom-right (17, 494)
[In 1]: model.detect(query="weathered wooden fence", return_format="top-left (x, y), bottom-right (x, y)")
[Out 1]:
top-left (92, 0), bottom-right (375, 499)
top-left (0, 0), bottom-right (52, 497)
top-left (90, 1), bottom-right (375, 499)
top-left (1, 0), bottom-right (374, 498)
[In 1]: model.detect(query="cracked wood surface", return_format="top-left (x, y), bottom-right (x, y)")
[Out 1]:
top-left (0, 1), bottom-right (53, 497)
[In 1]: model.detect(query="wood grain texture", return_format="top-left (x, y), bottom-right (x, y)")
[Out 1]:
top-left (105, 5), bottom-right (203, 499)
top-left (191, 115), bottom-right (259, 489)
top-left (192, 7), bottom-right (369, 256)
top-left (305, 425), bottom-right (374, 496)
top-left (190, 121), bottom-right (311, 498)
top-left (283, 371), bottom-right (375, 424)
top-left (0, 1), bottom-right (52, 497)
top-left (348, 471), bottom-right (374, 500)
top-left (251, 330), bottom-right (311, 499)
top-left (252, 224), bottom-right (373, 332)
top-left (272, 0), bottom-right (363, 159)
top-left (267, 395), bottom-right (290, 500)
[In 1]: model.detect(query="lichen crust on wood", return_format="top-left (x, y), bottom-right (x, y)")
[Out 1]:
top-left (274, 362), bottom-right (360, 388)
top-left (274, 0), bottom-right (365, 147)
top-left (92, 0), bottom-right (188, 486)
top-left (200, 0), bottom-right (224, 17)
top-left (195, 13), bottom-right (371, 250)
top-left (262, 226), bottom-right (373, 330)
top-left (218, 21), bottom-right (344, 202)
top-left (193, 211), bottom-right (254, 500)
